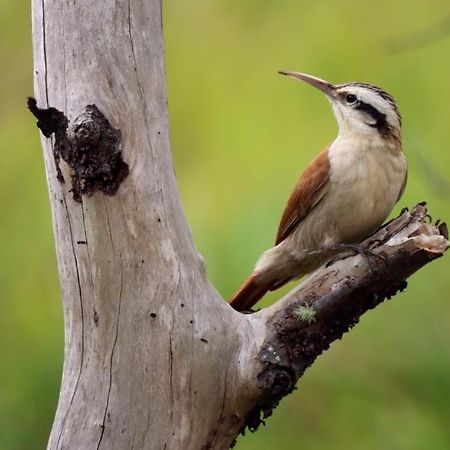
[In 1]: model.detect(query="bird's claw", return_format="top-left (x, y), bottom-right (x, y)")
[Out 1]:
top-left (367, 238), bottom-right (384, 249)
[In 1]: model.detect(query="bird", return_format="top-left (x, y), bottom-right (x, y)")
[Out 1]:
top-left (229, 72), bottom-right (407, 312)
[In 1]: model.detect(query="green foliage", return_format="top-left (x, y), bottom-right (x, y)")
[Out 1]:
top-left (1, 0), bottom-right (450, 449)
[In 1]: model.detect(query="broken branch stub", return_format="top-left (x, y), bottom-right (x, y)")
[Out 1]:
top-left (27, 97), bottom-right (129, 202)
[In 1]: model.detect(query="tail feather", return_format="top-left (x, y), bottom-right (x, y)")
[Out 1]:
top-left (228, 274), bottom-right (272, 312)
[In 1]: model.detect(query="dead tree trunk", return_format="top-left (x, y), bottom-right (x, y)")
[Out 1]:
top-left (30, 1), bottom-right (448, 449)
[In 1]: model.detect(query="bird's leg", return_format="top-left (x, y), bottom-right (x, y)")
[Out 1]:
top-left (325, 243), bottom-right (388, 271)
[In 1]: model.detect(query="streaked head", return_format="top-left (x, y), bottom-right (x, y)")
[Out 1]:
top-left (279, 71), bottom-right (402, 142)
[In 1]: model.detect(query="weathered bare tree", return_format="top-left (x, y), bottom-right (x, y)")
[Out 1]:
top-left (30, 1), bottom-right (448, 449)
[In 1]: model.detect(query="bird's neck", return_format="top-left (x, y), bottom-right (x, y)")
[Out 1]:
top-left (336, 126), bottom-right (402, 153)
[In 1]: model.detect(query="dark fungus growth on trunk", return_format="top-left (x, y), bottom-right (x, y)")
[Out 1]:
top-left (27, 97), bottom-right (129, 202)
top-left (245, 280), bottom-right (408, 432)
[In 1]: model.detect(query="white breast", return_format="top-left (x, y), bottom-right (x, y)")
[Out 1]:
top-left (326, 136), bottom-right (407, 243)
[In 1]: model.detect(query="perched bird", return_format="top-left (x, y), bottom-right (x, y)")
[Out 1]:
top-left (229, 72), bottom-right (407, 312)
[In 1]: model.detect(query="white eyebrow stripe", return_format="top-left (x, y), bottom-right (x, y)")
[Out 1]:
top-left (336, 82), bottom-right (402, 127)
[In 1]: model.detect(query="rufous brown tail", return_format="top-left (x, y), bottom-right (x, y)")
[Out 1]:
top-left (228, 274), bottom-right (272, 312)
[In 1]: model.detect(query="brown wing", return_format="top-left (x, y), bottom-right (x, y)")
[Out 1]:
top-left (275, 146), bottom-right (330, 245)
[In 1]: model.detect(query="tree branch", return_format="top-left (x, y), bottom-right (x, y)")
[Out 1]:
top-left (243, 203), bottom-right (448, 433)
top-left (30, 0), bottom-right (449, 447)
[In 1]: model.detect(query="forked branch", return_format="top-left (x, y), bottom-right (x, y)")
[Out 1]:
top-left (29, 0), bottom-right (448, 446)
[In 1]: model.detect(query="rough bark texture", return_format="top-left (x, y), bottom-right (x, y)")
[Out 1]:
top-left (30, 1), bottom-right (448, 449)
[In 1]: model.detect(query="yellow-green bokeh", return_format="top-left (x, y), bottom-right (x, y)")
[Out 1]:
top-left (1, 1), bottom-right (449, 449)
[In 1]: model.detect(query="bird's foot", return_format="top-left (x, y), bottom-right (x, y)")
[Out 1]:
top-left (325, 243), bottom-right (388, 272)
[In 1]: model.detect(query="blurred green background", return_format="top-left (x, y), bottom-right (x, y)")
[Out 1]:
top-left (1, 1), bottom-right (450, 449)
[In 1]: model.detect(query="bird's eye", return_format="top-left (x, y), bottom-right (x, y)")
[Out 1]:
top-left (346, 94), bottom-right (358, 105)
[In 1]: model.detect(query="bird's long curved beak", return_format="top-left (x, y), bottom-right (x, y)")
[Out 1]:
top-left (279, 71), bottom-right (335, 98)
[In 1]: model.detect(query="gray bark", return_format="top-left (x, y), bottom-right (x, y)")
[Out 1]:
top-left (30, 1), bottom-right (448, 449)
